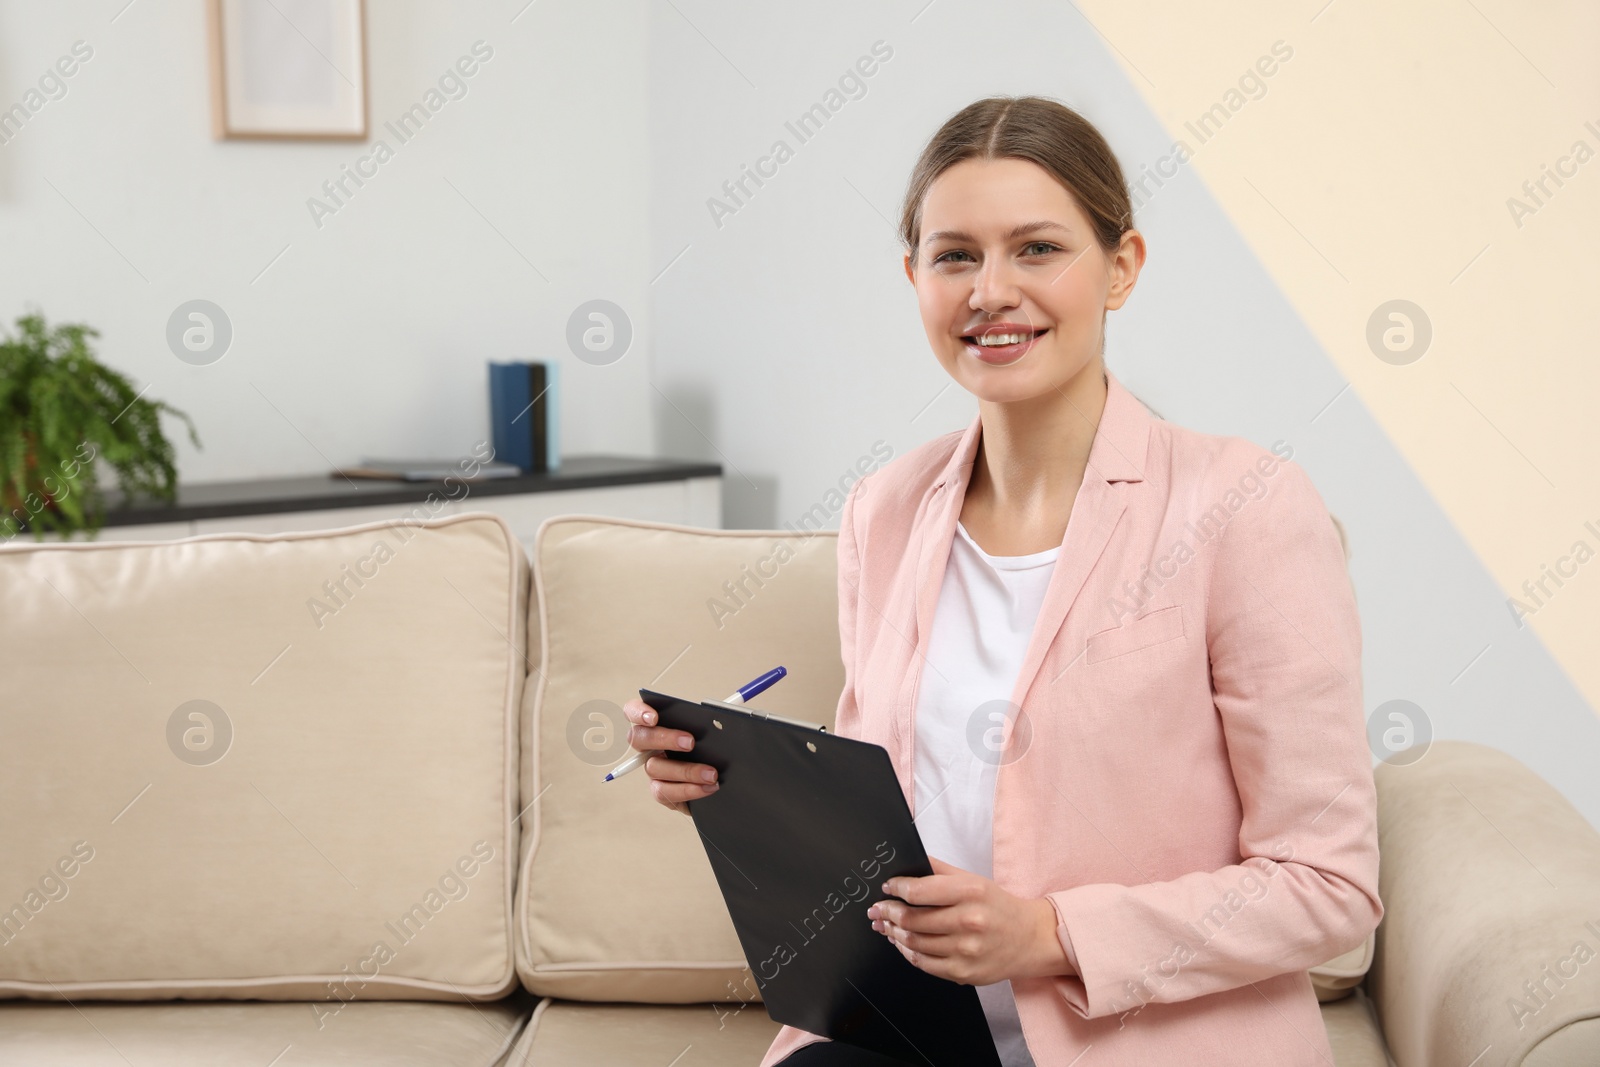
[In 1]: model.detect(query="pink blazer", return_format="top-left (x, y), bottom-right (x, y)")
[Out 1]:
top-left (762, 371), bottom-right (1383, 1067)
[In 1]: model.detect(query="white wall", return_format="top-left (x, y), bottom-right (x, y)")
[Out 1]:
top-left (0, 0), bottom-right (654, 481)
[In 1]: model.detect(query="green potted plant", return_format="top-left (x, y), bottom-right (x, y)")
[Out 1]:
top-left (1, 312), bottom-right (199, 541)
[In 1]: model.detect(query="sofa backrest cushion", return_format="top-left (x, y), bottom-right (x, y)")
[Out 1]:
top-left (515, 517), bottom-right (843, 1002)
top-left (0, 514), bottom-right (527, 1003)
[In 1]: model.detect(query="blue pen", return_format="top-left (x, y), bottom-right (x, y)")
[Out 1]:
top-left (603, 666), bottom-right (787, 782)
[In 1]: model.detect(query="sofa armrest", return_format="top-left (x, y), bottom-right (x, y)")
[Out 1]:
top-left (1369, 740), bottom-right (1600, 1067)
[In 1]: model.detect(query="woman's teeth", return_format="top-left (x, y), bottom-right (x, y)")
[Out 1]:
top-left (972, 331), bottom-right (1037, 347)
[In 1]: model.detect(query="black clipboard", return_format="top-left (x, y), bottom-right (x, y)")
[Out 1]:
top-left (642, 688), bottom-right (1002, 1067)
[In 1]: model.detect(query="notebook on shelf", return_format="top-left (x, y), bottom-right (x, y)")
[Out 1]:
top-left (334, 458), bottom-right (524, 482)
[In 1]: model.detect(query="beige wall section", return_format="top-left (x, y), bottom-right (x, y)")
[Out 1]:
top-left (1074, 0), bottom-right (1600, 716)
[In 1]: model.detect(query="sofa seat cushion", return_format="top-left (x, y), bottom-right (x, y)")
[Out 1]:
top-left (498, 995), bottom-right (1385, 1066)
top-left (0, 998), bottom-right (531, 1066)
top-left (505, 999), bottom-right (781, 1066)
top-left (1320, 989), bottom-right (1390, 1067)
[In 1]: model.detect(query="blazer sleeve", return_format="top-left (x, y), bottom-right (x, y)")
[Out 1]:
top-left (1043, 452), bottom-right (1383, 1020)
top-left (830, 473), bottom-right (868, 740)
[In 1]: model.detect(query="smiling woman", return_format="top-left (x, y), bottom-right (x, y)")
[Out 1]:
top-left (626, 95), bottom-right (1381, 1067)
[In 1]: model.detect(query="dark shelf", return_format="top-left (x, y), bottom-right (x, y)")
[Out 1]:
top-left (84, 455), bottom-right (723, 527)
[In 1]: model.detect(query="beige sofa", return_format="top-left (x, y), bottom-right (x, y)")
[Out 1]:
top-left (2, 512), bottom-right (1597, 1066)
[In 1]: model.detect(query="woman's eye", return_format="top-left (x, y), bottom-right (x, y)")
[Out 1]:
top-left (1023, 241), bottom-right (1060, 256)
top-left (932, 249), bottom-right (974, 265)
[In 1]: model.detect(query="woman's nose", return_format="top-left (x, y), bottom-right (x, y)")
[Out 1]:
top-left (968, 257), bottom-right (1022, 313)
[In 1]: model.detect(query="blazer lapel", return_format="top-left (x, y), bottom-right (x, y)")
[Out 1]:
top-left (895, 412), bottom-right (984, 786)
top-left (1010, 372), bottom-right (1152, 708)
top-left (898, 372), bottom-right (1155, 775)
top-left (911, 415), bottom-right (984, 677)
top-left (1008, 479), bottom-right (1125, 706)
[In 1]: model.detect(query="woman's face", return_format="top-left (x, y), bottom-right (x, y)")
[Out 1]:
top-left (904, 156), bottom-right (1142, 404)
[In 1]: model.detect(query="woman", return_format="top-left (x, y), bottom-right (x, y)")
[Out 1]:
top-left (623, 96), bottom-right (1382, 1066)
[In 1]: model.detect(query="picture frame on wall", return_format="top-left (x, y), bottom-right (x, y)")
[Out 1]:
top-left (207, 0), bottom-right (368, 140)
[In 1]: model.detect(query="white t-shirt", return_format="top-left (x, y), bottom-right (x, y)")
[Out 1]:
top-left (913, 519), bottom-right (1058, 1067)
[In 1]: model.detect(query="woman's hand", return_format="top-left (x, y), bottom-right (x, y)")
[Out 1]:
top-left (622, 697), bottom-right (717, 815)
top-left (867, 858), bottom-right (1071, 985)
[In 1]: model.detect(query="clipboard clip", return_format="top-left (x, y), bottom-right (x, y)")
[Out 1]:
top-left (702, 699), bottom-right (828, 733)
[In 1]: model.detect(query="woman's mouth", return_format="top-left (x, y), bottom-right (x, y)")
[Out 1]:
top-left (961, 327), bottom-right (1047, 364)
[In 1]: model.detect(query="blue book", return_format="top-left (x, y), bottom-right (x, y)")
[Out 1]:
top-left (488, 360), bottom-right (560, 472)
top-left (488, 362), bottom-right (533, 471)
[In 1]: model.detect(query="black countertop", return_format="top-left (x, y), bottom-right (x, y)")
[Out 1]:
top-left (91, 455), bottom-right (723, 527)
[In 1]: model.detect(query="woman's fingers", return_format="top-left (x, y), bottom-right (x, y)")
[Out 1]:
top-left (628, 723), bottom-right (694, 753)
top-left (624, 699), bottom-right (694, 751)
top-left (650, 777), bottom-right (716, 806)
top-left (645, 755), bottom-right (717, 785)
top-left (649, 777), bottom-right (716, 800)
top-left (876, 921), bottom-right (960, 958)
top-left (869, 899), bottom-right (962, 935)
top-left (623, 698), bottom-right (710, 816)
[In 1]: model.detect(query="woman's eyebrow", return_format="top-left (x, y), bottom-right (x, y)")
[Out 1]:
top-left (924, 220), bottom-right (1073, 243)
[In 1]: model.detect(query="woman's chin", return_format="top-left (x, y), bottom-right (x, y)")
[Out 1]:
top-left (941, 356), bottom-right (1076, 405)
top-left (959, 376), bottom-right (1059, 406)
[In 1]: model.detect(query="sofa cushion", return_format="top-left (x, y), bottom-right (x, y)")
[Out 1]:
top-left (0, 998), bottom-right (531, 1066)
top-left (504, 1000), bottom-right (781, 1066)
top-left (0, 514), bottom-right (527, 1000)
top-left (1311, 931), bottom-right (1375, 1002)
top-left (1319, 989), bottom-right (1390, 1067)
top-left (516, 517), bottom-right (844, 1001)
top-left (1523, 1018), bottom-right (1600, 1066)
top-left (499, 995), bottom-right (1385, 1066)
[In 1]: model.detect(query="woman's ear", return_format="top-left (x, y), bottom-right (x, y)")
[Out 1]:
top-left (903, 253), bottom-right (915, 284)
top-left (1103, 229), bottom-right (1146, 312)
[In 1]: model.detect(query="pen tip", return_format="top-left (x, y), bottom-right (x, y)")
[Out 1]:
top-left (602, 773), bottom-right (614, 782)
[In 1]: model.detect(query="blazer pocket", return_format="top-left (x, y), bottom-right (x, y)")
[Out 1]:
top-left (1085, 604), bottom-right (1185, 664)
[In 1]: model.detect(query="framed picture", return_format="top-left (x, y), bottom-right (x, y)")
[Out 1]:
top-left (207, 0), bottom-right (367, 140)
